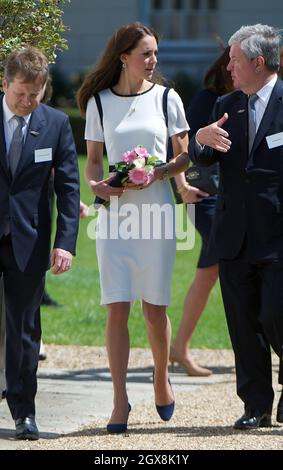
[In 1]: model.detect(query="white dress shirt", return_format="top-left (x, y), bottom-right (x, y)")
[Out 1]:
top-left (253, 74), bottom-right (277, 131)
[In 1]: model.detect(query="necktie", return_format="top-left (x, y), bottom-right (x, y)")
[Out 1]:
top-left (9, 116), bottom-right (25, 176)
top-left (248, 94), bottom-right (258, 154)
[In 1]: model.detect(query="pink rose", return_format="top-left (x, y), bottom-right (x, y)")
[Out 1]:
top-left (128, 168), bottom-right (149, 185)
top-left (146, 170), bottom-right (155, 184)
top-left (134, 147), bottom-right (149, 159)
top-left (122, 150), bottom-right (137, 164)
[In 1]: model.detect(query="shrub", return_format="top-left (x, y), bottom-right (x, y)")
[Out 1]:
top-left (60, 107), bottom-right (86, 156)
top-left (169, 71), bottom-right (199, 110)
top-left (0, 0), bottom-right (69, 84)
top-left (49, 67), bottom-right (74, 107)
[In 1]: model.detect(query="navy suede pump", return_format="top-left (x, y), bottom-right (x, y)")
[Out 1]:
top-left (155, 400), bottom-right (175, 421)
top-left (153, 370), bottom-right (175, 421)
top-left (106, 403), bottom-right (131, 434)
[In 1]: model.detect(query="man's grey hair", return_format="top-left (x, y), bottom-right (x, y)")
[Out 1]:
top-left (228, 24), bottom-right (281, 72)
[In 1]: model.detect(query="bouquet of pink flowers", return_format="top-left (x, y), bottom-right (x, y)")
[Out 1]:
top-left (94, 146), bottom-right (164, 207)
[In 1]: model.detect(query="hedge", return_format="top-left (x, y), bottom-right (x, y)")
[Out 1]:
top-left (59, 107), bottom-right (86, 156)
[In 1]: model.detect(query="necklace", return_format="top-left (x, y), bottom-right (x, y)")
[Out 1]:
top-left (128, 93), bottom-right (142, 116)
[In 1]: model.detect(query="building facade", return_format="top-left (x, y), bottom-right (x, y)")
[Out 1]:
top-left (57, 0), bottom-right (283, 84)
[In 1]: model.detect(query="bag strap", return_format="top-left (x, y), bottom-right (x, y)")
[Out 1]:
top-left (162, 87), bottom-right (170, 128)
top-left (162, 87), bottom-right (183, 203)
top-left (94, 93), bottom-right (103, 129)
top-left (163, 87), bottom-right (172, 165)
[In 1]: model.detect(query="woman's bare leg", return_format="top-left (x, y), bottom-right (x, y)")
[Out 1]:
top-left (106, 301), bottom-right (131, 424)
top-left (143, 301), bottom-right (174, 406)
top-left (172, 265), bottom-right (218, 375)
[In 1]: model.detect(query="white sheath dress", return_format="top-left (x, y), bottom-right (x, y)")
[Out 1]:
top-left (85, 84), bottom-right (189, 305)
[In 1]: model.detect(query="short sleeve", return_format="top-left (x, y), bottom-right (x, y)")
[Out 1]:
top-left (84, 96), bottom-right (104, 142)
top-left (167, 89), bottom-right (189, 137)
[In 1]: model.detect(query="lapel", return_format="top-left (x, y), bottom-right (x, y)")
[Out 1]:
top-left (13, 104), bottom-right (46, 180)
top-left (248, 77), bottom-right (283, 165)
top-left (0, 94), bottom-right (11, 181)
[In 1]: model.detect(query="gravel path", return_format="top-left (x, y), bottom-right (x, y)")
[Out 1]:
top-left (18, 346), bottom-right (283, 450)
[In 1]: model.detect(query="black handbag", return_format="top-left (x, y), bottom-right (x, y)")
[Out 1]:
top-left (163, 90), bottom-right (219, 203)
top-left (171, 163), bottom-right (219, 204)
top-left (186, 163), bottom-right (219, 195)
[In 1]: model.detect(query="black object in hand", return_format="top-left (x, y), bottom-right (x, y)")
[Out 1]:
top-left (94, 172), bottom-right (128, 207)
top-left (186, 164), bottom-right (219, 195)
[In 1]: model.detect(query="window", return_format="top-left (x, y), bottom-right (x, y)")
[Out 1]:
top-left (173, 0), bottom-right (182, 9)
top-left (208, 0), bottom-right (218, 10)
top-left (149, 0), bottom-right (219, 40)
top-left (190, 0), bottom-right (201, 9)
top-left (153, 0), bottom-right (163, 9)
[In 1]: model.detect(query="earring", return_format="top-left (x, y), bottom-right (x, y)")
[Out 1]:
top-left (122, 63), bottom-right (126, 69)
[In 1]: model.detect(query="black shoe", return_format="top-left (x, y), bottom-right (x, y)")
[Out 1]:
top-left (107, 403), bottom-right (131, 434)
top-left (39, 340), bottom-right (47, 361)
top-left (41, 291), bottom-right (63, 307)
top-left (39, 352), bottom-right (47, 361)
top-left (153, 370), bottom-right (175, 422)
top-left (15, 416), bottom-right (39, 440)
top-left (234, 409), bottom-right (272, 430)
top-left (1, 390), bottom-right (6, 400)
top-left (276, 389), bottom-right (283, 423)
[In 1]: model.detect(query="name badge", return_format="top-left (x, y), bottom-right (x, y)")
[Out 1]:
top-left (34, 148), bottom-right (52, 163)
top-left (266, 132), bottom-right (283, 149)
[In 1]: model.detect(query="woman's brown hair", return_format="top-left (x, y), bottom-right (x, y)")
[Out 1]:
top-left (203, 46), bottom-right (233, 96)
top-left (77, 22), bottom-right (161, 114)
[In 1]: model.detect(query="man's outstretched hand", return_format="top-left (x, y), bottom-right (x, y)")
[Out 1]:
top-left (196, 113), bottom-right (231, 152)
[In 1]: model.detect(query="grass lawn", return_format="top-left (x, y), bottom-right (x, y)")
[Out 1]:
top-left (42, 156), bottom-right (231, 349)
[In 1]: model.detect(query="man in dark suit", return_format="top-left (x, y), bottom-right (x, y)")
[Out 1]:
top-left (189, 24), bottom-right (283, 429)
top-left (0, 276), bottom-right (5, 401)
top-left (0, 47), bottom-right (80, 440)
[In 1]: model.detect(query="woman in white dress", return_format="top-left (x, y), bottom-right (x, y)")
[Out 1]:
top-left (77, 22), bottom-right (189, 433)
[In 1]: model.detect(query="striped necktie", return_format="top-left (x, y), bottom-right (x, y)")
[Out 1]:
top-left (9, 115), bottom-right (25, 176)
top-left (248, 94), bottom-right (258, 154)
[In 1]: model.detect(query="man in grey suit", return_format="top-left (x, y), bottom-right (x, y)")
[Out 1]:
top-left (189, 24), bottom-right (283, 429)
top-left (0, 47), bottom-right (80, 440)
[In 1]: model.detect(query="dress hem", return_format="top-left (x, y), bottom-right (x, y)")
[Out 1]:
top-left (101, 291), bottom-right (170, 307)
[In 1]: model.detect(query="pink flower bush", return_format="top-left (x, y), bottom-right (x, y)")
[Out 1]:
top-left (122, 146), bottom-right (150, 165)
top-left (122, 146), bottom-right (159, 185)
top-left (117, 146), bottom-right (162, 188)
top-left (128, 168), bottom-right (150, 185)
top-left (134, 147), bottom-right (149, 159)
top-left (145, 170), bottom-right (155, 185)
top-left (122, 150), bottom-right (138, 164)
top-left (94, 146), bottom-right (163, 207)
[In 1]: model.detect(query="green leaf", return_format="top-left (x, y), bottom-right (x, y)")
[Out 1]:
top-left (144, 164), bottom-right (154, 172)
top-left (147, 157), bottom-right (163, 166)
top-left (115, 162), bottom-right (128, 172)
top-left (0, 0), bottom-right (70, 85)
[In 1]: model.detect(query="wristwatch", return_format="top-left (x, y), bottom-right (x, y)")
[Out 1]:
top-left (161, 163), bottom-right (169, 180)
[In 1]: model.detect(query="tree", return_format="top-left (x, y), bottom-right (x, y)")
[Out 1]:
top-left (0, 0), bottom-right (69, 82)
